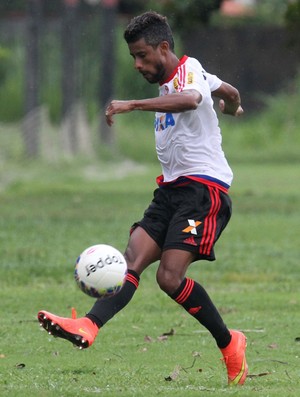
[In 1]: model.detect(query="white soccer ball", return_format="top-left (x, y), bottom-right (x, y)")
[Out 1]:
top-left (74, 244), bottom-right (127, 298)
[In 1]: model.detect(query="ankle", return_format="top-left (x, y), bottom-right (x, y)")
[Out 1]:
top-left (85, 314), bottom-right (102, 328)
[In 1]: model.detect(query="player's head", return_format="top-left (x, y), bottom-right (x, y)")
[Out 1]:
top-left (124, 11), bottom-right (174, 51)
top-left (124, 11), bottom-right (175, 84)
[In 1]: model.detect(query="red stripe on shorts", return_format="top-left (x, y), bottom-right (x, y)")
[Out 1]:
top-left (199, 186), bottom-right (221, 256)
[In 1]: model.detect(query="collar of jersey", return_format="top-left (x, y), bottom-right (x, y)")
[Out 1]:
top-left (159, 55), bottom-right (189, 86)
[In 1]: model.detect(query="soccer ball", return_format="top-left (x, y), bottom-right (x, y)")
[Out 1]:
top-left (74, 244), bottom-right (127, 299)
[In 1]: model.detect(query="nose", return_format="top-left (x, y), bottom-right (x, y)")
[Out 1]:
top-left (134, 58), bottom-right (143, 71)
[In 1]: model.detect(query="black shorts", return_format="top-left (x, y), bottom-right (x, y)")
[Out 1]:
top-left (132, 181), bottom-right (232, 261)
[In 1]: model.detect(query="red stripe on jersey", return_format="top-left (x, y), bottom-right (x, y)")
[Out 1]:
top-left (160, 55), bottom-right (188, 85)
top-left (175, 278), bottom-right (194, 304)
top-left (177, 63), bottom-right (186, 92)
top-left (199, 186), bottom-right (221, 256)
top-left (125, 273), bottom-right (139, 289)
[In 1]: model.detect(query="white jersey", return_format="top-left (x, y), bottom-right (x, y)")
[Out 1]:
top-left (155, 55), bottom-right (233, 189)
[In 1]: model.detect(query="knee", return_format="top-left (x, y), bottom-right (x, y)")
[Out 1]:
top-left (156, 267), bottom-right (182, 296)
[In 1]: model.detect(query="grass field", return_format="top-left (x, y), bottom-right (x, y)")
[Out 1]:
top-left (0, 160), bottom-right (299, 397)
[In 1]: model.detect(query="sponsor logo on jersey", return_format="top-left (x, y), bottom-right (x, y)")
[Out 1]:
top-left (155, 113), bottom-right (175, 131)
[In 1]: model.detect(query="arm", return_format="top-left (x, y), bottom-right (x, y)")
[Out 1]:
top-left (105, 89), bottom-right (201, 126)
top-left (211, 82), bottom-right (243, 116)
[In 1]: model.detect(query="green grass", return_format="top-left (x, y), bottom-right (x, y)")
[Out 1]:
top-left (0, 160), bottom-right (299, 396)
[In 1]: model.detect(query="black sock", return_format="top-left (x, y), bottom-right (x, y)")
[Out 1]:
top-left (170, 277), bottom-right (231, 348)
top-left (86, 269), bottom-right (140, 328)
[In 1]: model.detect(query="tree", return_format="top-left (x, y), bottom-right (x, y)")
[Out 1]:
top-left (61, 0), bottom-right (80, 154)
top-left (99, 0), bottom-right (118, 145)
top-left (151, 0), bottom-right (222, 31)
top-left (254, 0), bottom-right (290, 25)
top-left (285, 0), bottom-right (300, 49)
top-left (23, 0), bottom-right (43, 158)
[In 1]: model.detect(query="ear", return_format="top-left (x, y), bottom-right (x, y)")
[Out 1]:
top-left (159, 41), bottom-right (170, 54)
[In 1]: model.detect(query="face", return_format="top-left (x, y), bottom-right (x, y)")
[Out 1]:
top-left (128, 38), bottom-right (167, 84)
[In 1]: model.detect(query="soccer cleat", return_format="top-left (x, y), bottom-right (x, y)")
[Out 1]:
top-left (37, 310), bottom-right (99, 349)
top-left (220, 330), bottom-right (248, 386)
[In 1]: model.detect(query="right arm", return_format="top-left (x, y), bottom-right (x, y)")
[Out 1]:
top-left (105, 89), bottom-right (201, 126)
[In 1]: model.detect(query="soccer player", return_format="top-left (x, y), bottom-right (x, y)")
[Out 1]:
top-left (38, 11), bottom-right (248, 386)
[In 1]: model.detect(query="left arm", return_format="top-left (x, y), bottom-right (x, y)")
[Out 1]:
top-left (211, 82), bottom-right (244, 116)
top-left (105, 89), bottom-right (201, 126)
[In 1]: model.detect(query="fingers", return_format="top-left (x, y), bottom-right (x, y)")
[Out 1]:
top-left (219, 99), bottom-right (225, 113)
top-left (105, 100), bottom-right (133, 126)
top-left (235, 105), bottom-right (244, 116)
top-left (105, 101), bottom-right (118, 126)
top-left (218, 99), bottom-right (244, 117)
top-left (105, 109), bottom-right (114, 126)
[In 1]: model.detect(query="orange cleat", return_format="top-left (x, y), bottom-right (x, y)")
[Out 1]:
top-left (38, 310), bottom-right (99, 349)
top-left (220, 330), bottom-right (248, 385)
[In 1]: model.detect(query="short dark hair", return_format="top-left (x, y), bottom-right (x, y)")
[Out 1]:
top-left (124, 11), bottom-right (174, 51)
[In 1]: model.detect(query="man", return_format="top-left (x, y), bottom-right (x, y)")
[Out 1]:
top-left (38, 11), bottom-right (248, 386)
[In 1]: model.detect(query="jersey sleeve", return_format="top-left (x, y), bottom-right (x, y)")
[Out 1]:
top-left (204, 72), bottom-right (222, 92)
top-left (181, 58), bottom-right (222, 96)
top-left (180, 58), bottom-right (209, 95)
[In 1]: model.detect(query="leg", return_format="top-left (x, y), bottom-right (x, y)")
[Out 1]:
top-left (38, 227), bottom-right (161, 348)
top-left (86, 226), bottom-right (161, 326)
top-left (156, 249), bottom-right (231, 348)
top-left (156, 249), bottom-right (248, 385)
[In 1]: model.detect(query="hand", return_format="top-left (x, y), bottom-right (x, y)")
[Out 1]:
top-left (219, 99), bottom-right (244, 117)
top-left (105, 100), bottom-right (134, 126)
top-left (105, 109), bottom-right (114, 127)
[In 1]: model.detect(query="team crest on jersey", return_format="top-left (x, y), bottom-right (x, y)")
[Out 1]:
top-left (187, 72), bottom-right (194, 84)
top-left (173, 77), bottom-right (179, 91)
